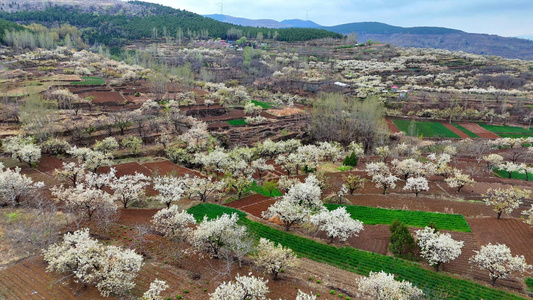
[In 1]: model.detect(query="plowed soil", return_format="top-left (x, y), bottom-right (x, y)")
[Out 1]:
top-left (386, 118), bottom-right (400, 133)
top-left (98, 162), bottom-right (152, 177)
top-left (442, 123), bottom-right (469, 138)
top-left (459, 123), bottom-right (500, 138)
top-left (142, 161), bottom-right (205, 178)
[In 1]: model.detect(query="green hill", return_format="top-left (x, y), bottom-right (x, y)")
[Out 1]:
top-left (0, 1), bottom-right (342, 46)
top-left (327, 21), bottom-right (463, 35)
top-left (0, 18), bottom-right (25, 42)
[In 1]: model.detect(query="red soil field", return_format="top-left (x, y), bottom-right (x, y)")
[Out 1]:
top-left (442, 123), bottom-right (470, 138)
top-left (142, 161), bottom-right (205, 178)
top-left (459, 123), bottom-right (500, 138)
top-left (77, 91), bottom-right (126, 104)
top-left (98, 162), bottom-right (152, 177)
top-left (386, 118), bottom-right (401, 133)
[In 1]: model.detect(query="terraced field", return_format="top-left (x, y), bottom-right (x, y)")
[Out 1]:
top-left (324, 204), bottom-right (472, 232)
top-left (188, 203), bottom-right (526, 300)
top-left (392, 119), bottom-right (461, 138)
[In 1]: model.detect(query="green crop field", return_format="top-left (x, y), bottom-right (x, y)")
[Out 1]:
top-left (245, 181), bottom-right (282, 197)
top-left (70, 76), bottom-right (105, 85)
top-left (187, 204), bottom-right (524, 300)
top-left (252, 100), bottom-right (275, 109)
top-left (324, 204), bottom-right (471, 232)
top-left (494, 169), bottom-right (533, 181)
top-left (496, 133), bottom-right (533, 138)
top-left (227, 119), bottom-right (247, 126)
top-left (479, 124), bottom-right (533, 134)
top-left (392, 119), bottom-right (461, 138)
top-left (452, 123), bottom-right (480, 138)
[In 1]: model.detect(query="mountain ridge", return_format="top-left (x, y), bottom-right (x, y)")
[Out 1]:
top-left (203, 14), bottom-right (533, 60)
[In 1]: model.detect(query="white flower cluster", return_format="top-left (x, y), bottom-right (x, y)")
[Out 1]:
top-left (470, 243), bottom-right (532, 285)
top-left (43, 228), bottom-right (143, 297)
top-left (209, 274), bottom-right (269, 300)
top-left (0, 162), bottom-right (44, 206)
top-left (357, 271), bottom-right (424, 300)
top-left (309, 207), bottom-right (364, 242)
top-left (483, 187), bottom-right (531, 219)
top-left (416, 227), bottom-right (463, 271)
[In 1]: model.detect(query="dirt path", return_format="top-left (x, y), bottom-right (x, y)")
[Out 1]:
top-left (459, 123), bottom-right (500, 138)
top-left (386, 118), bottom-right (400, 133)
top-left (442, 123), bottom-right (469, 138)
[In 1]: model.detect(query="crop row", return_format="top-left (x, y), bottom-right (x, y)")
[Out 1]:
top-left (324, 204), bottom-right (472, 232)
top-left (187, 203), bottom-right (524, 300)
top-left (479, 124), bottom-right (533, 134)
top-left (392, 119), bottom-right (461, 138)
top-left (70, 76), bottom-right (105, 85)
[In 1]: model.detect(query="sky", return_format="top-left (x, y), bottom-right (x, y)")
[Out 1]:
top-left (144, 0), bottom-right (533, 37)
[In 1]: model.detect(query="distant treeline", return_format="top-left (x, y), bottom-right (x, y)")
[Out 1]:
top-left (0, 18), bottom-right (25, 41)
top-left (0, 1), bottom-right (342, 46)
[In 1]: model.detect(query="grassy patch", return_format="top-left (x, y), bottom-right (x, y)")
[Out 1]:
top-left (112, 156), bottom-right (167, 165)
top-left (526, 278), bottom-right (533, 292)
top-left (496, 133), bottom-right (533, 138)
top-left (70, 76), bottom-right (105, 85)
top-left (187, 204), bottom-right (523, 300)
top-left (227, 119), bottom-right (247, 126)
top-left (252, 100), bottom-right (275, 109)
top-left (392, 119), bottom-right (460, 138)
top-left (479, 124), bottom-right (533, 134)
top-left (244, 181), bottom-right (282, 197)
top-left (452, 123), bottom-right (480, 138)
top-left (0, 157), bottom-right (27, 168)
top-left (325, 204), bottom-right (471, 232)
top-left (494, 169), bottom-right (533, 181)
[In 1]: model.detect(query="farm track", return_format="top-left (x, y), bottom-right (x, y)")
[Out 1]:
top-left (442, 123), bottom-right (470, 138)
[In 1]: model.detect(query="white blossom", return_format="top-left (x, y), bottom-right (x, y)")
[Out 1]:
top-left (151, 205), bottom-right (196, 241)
top-left (357, 271), bottom-right (424, 300)
top-left (51, 183), bottom-right (117, 221)
top-left (470, 243), bottom-right (532, 286)
top-left (190, 213), bottom-right (247, 258)
top-left (309, 207), bottom-right (364, 242)
top-left (347, 141), bottom-right (365, 158)
top-left (43, 228), bottom-right (143, 297)
top-left (141, 279), bottom-right (168, 300)
top-left (403, 177), bottom-right (429, 197)
top-left (110, 172), bottom-right (149, 208)
top-left (153, 175), bottom-right (185, 208)
top-left (253, 238), bottom-right (298, 279)
top-left (0, 164), bottom-right (44, 206)
top-left (415, 227), bottom-right (463, 271)
top-left (365, 161), bottom-right (389, 177)
top-left (482, 154), bottom-right (503, 170)
top-left (521, 205), bottom-right (533, 225)
top-left (372, 173), bottom-right (399, 195)
top-left (209, 274), bottom-right (269, 300)
top-left (295, 290), bottom-right (317, 300)
top-left (483, 187), bottom-right (531, 219)
top-left (444, 170), bottom-right (474, 192)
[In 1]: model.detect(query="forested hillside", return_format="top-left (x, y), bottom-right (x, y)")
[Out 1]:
top-left (0, 18), bottom-right (24, 41)
top-left (0, 1), bottom-right (342, 46)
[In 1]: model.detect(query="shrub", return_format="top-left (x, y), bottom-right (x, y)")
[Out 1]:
top-left (389, 219), bottom-right (415, 259)
top-left (343, 151), bottom-right (358, 167)
top-left (41, 138), bottom-right (71, 155)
